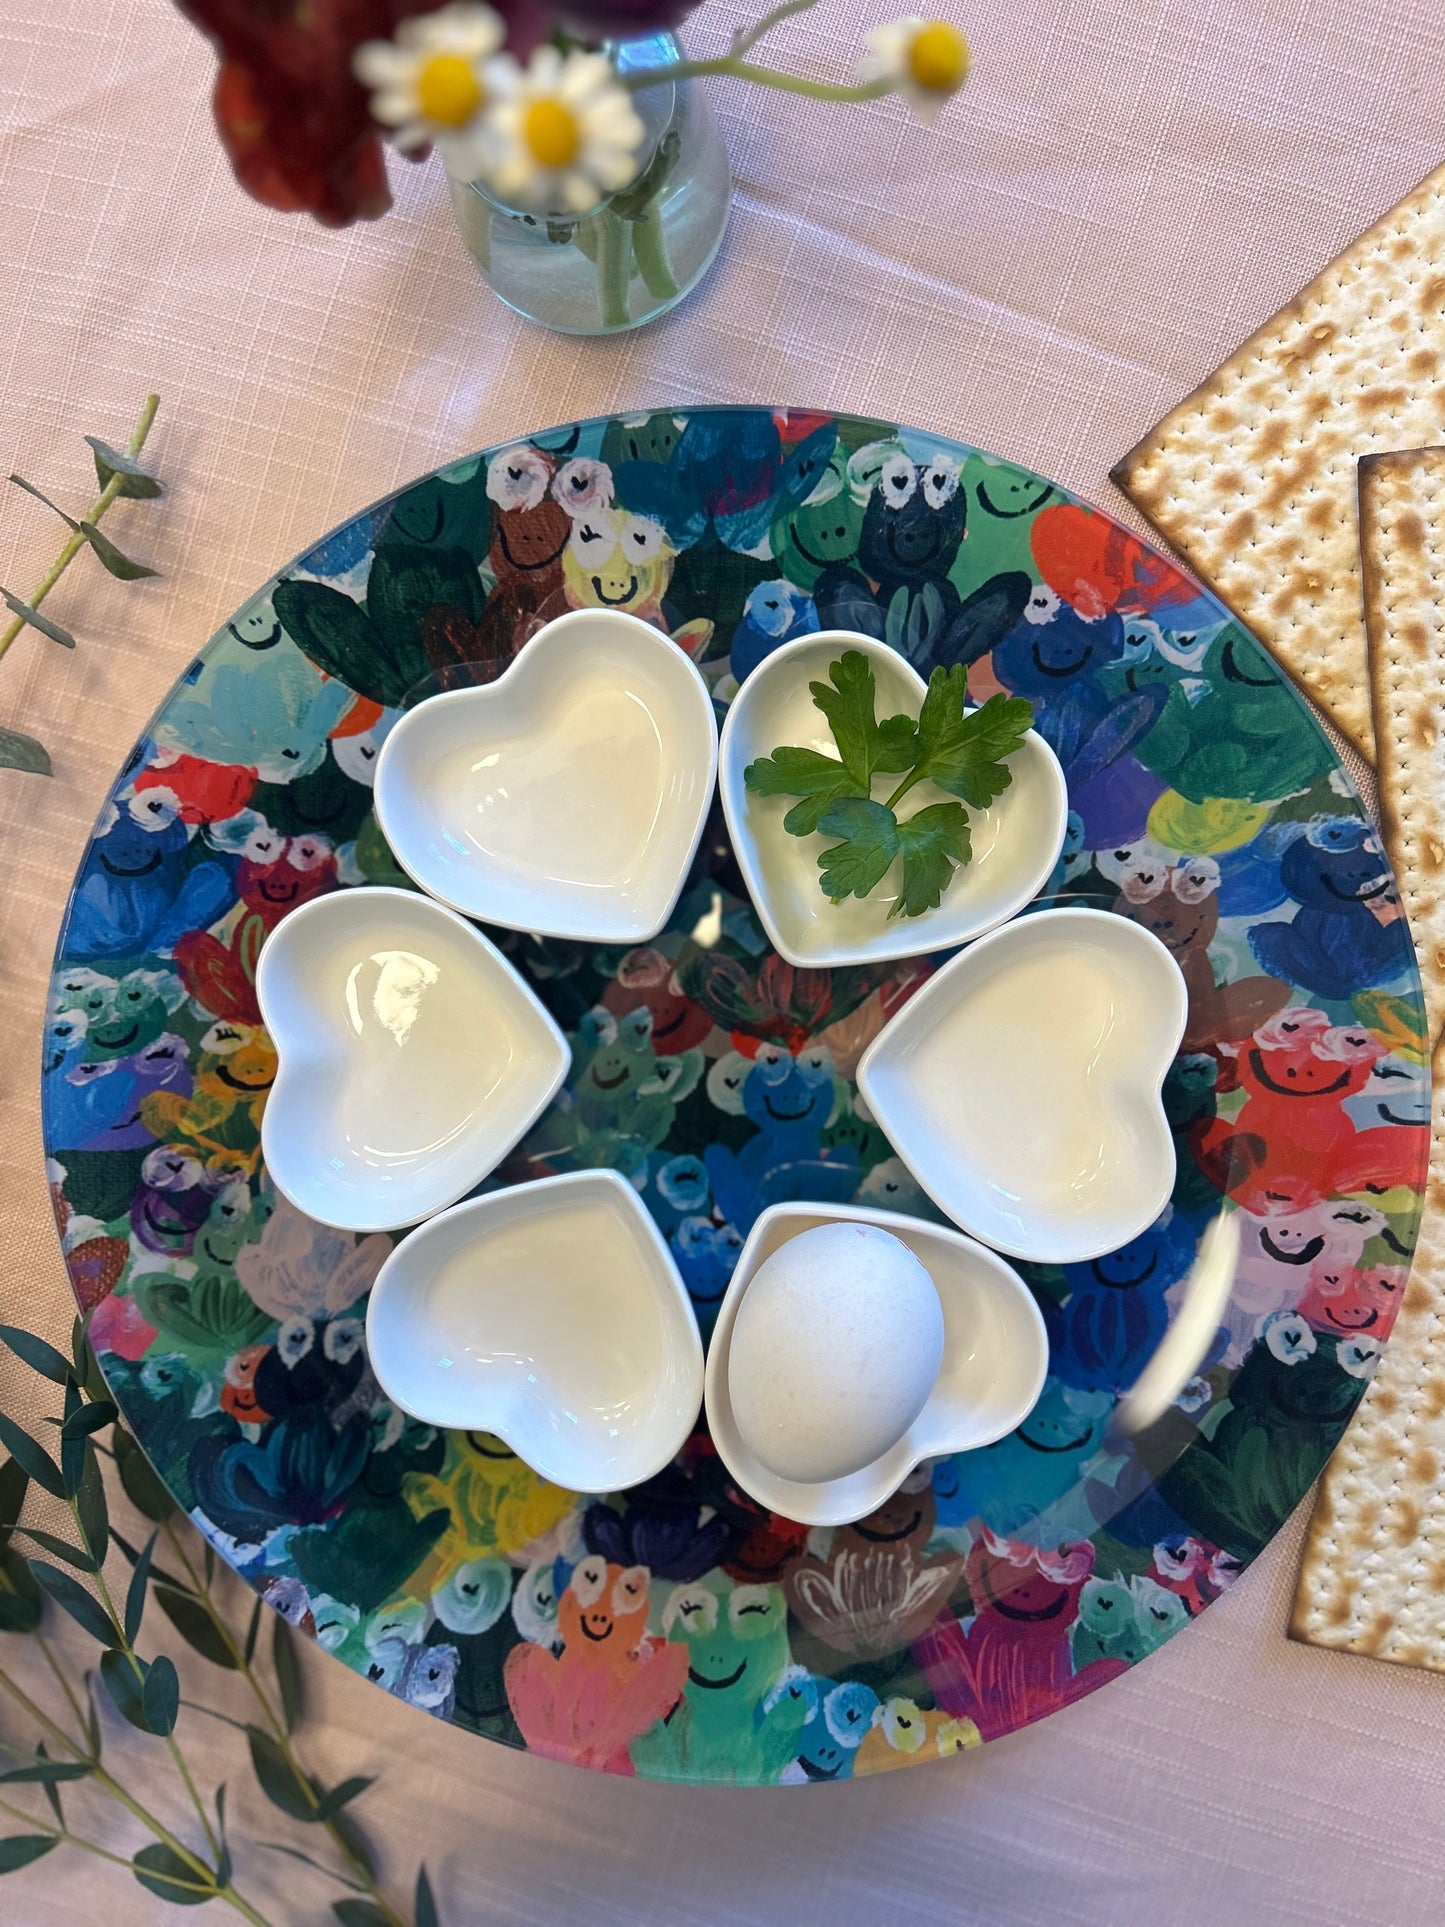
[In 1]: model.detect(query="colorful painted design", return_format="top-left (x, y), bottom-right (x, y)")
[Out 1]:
top-left (43, 408), bottom-right (1430, 1783)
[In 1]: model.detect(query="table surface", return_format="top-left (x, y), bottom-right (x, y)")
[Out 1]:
top-left (2, 1), bottom-right (1444, 1921)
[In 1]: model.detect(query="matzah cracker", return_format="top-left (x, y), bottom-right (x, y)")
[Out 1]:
top-left (1292, 1106), bottom-right (1445, 1669)
top-left (1114, 164), bottom-right (1445, 760)
top-left (1361, 446), bottom-right (1445, 1054)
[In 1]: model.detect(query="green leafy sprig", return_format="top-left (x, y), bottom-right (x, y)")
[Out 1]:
top-left (0, 1318), bottom-right (437, 1926)
top-left (743, 650), bottom-right (1036, 919)
top-left (0, 394), bottom-right (163, 777)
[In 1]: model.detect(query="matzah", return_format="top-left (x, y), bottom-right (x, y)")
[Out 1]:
top-left (1292, 1106), bottom-right (1445, 1669)
top-left (1113, 164), bottom-right (1445, 760)
top-left (1361, 446), bottom-right (1445, 1055)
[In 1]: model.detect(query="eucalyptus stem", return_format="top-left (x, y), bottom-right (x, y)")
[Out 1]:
top-left (37, 1632), bottom-right (87, 1734)
top-left (0, 392), bottom-right (159, 663)
top-left (0, 1796), bottom-right (141, 1875)
top-left (74, 1499), bottom-right (220, 1862)
top-left (160, 1522), bottom-right (407, 1927)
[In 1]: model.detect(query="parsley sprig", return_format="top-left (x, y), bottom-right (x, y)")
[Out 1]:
top-left (743, 651), bottom-right (1035, 919)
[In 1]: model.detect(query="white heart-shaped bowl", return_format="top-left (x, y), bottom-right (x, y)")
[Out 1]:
top-left (257, 886), bottom-right (568, 1234)
top-left (703, 1203), bottom-right (1047, 1528)
top-left (719, 631), bottom-right (1068, 969)
top-left (857, 906), bottom-right (1187, 1264)
top-left (366, 1170), bottom-right (704, 1492)
top-left (374, 608), bottom-right (718, 943)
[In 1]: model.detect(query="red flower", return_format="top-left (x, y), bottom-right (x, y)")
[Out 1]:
top-left (173, 0), bottom-right (544, 226)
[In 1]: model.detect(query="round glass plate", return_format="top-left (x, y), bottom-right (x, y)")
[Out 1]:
top-left (43, 408), bottom-right (1430, 1785)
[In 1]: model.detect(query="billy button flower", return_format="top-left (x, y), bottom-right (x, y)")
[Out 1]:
top-left (353, 3), bottom-right (505, 172)
top-left (478, 46), bottom-right (648, 213)
top-left (861, 18), bottom-right (971, 121)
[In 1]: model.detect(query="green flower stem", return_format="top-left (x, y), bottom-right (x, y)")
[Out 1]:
top-left (622, 59), bottom-right (892, 102)
top-left (160, 1522), bottom-right (407, 1927)
top-left (0, 393), bottom-right (159, 663)
top-left (631, 205), bottom-right (678, 301)
top-left (0, 1664), bottom-right (273, 1926)
top-left (73, 1497), bottom-right (220, 1864)
top-left (596, 211), bottom-right (634, 328)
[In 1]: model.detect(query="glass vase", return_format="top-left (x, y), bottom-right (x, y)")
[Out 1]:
top-left (447, 33), bottom-right (731, 335)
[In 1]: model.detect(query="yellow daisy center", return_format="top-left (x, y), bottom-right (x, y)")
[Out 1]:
top-left (417, 53), bottom-right (483, 128)
top-left (907, 21), bottom-right (969, 94)
top-left (524, 98), bottom-right (580, 169)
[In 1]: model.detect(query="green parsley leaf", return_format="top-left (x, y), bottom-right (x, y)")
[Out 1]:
top-left (911, 673), bottom-right (1034, 807)
top-left (816, 798), bottom-right (900, 902)
top-left (743, 745), bottom-right (864, 836)
top-left (808, 651), bottom-right (917, 785)
top-left (892, 802), bottom-right (972, 918)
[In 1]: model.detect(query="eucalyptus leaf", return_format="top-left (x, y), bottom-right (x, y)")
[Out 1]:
top-left (8, 474), bottom-right (78, 529)
top-left (0, 1459), bottom-right (27, 1546)
top-left (99, 1649), bottom-right (149, 1730)
top-left (60, 1399), bottom-right (117, 1440)
top-left (332, 1902), bottom-right (390, 1927)
top-left (31, 1562), bottom-right (114, 1646)
top-left (0, 589), bottom-right (74, 648)
top-left (59, 1380), bottom-right (84, 1495)
top-left (0, 1759), bottom-right (91, 1786)
top-left (0, 1412), bottom-right (67, 1500)
top-left (416, 1864), bottom-right (439, 1927)
top-left (79, 521), bottom-right (157, 581)
top-left (0, 1549), bottom-right (42, 1634)
top-left (76, 1441), bottom-right (108, 1565)
top-left (142, 1653), bottom-right (179, 1735)
top-left (0, 727), bottom-right (51, 775)
top-left (132, 1842), bottom-right (214, 1906)
top-left (0, 1835), bottom-right (57, 1873)
top-left (111, 1526), bottom-right (190, 1596)
top-left (35, 1744), bottom-right (66, 1828)
top-left (81, 1342), bottom-right (109, 1407)
top-left (243, 1593), bottom-right (261, 1665)
top-left (15, 1525), bottom-right (97, 1574)
top-left (313, 1776), bottom-right (373, 1824)
top-left (274, 1614), bottom-right (302, 1731)
top-left (125, 1531), bottom-right (156, 1645)
top-left (0, 1325), bottom-right (76, 1385)
top-left (70, 1315), bottom-right (86, 1375)
top-left (83, 1671), bottom-right (101, 1757)
top-left (86, 436), bottom-right (164, 500)
top-left (247, 1725), bottom-right (316, 1823)
top-left (214, 1784), bottom-right (231, 1891)
top-left (114, 1427), bottom-right (175, 1522)
top-left (155, 1584), bottom-right (238, 1670)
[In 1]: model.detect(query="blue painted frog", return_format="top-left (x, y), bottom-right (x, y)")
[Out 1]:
top-left (703, 1044), bottom-right (859, 1234)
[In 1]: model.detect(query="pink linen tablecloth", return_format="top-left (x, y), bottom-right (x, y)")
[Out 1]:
top-left (2, 1), bottom-right (1444, 1920)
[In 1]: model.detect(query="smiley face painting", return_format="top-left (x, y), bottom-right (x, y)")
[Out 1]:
top-left (44, 408), bottom-right (1429, 1783)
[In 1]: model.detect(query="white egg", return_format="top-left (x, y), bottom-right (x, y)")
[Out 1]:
top-left (726, 1223), bottom-right (945, 1485)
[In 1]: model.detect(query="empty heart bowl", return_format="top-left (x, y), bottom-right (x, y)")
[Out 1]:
top-left (704, 1204), bottom-right (1048, 1528)
top-left (365, 1170), bottom-right (705, 1492)
top-left (256, 886), bottom-right (568, 1234)
top-left (857, 906), bottom-right (1188, 1265)
top-left (374, 608), bottom-right (718, 944)
top-left (719, 631), bottom-right (1068, 969)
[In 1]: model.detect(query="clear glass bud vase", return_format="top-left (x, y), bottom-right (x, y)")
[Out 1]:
top-left (448, 33), bottom-right (731, 335)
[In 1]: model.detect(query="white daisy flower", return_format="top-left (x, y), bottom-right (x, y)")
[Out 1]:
top-left (478, 46), bottom-right (647, 215)
top-left (354, 4), bottom-right (505, 171)
top-left (861, 18), bottom-right (971, 123)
